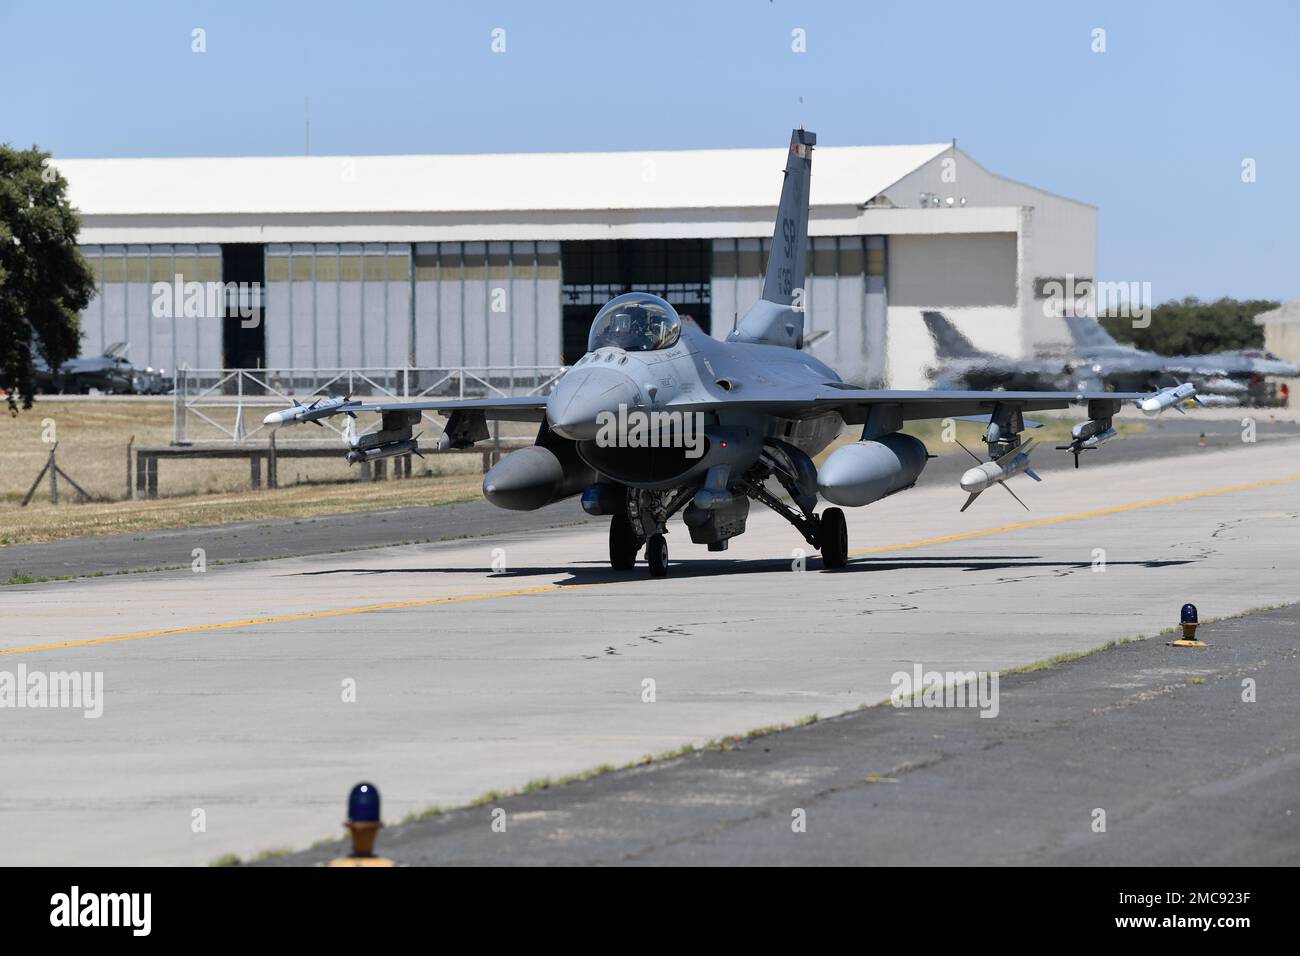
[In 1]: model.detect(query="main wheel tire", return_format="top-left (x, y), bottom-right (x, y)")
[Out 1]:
top-left (646, 533), bottom-right (669, 578)
top-left (819, 507), bottom-right (848, 569)
top-left (609, 513), bottom-right (640, 570)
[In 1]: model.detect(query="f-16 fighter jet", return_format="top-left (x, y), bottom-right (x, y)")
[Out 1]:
top-left (1063, 314), bottom-right (1298, 395)
top-left (266, 129), bottom-right (1194, 577)
top-left (921, 311), bottom-right (1075, 392)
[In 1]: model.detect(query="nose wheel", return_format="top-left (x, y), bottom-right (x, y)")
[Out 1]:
top-left (818, 507), bottom-right (848, 569)
top-left (646, 533), bottom-right (669, 578)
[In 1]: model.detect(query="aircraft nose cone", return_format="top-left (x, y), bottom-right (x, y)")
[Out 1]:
top-left (547, 365), bottom-right (642, 440)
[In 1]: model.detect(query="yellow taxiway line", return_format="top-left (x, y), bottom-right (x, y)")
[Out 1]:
top-left (5, 471), bottom-right (1299, 658)
top-left (848, 472), bottom-right (1300, 557)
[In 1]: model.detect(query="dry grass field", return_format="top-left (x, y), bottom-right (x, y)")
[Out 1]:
top-left (2, 473), bottom-right (486, 547)
top-left (0, 398), bottom-right (509, 545)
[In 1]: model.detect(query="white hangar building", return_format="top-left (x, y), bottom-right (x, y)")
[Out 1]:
top-left (55, 140), bottom-right (1097, 389)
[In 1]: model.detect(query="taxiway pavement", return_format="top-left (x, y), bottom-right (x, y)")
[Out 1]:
top-left (1, 437), bottom-right (1298, 864)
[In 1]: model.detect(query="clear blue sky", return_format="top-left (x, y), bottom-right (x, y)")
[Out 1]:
top-left (3, 0), bottom-right (1296, 302)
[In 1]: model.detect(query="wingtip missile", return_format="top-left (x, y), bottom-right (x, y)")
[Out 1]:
top-left (263, 395), bottom-right (358, 426)
top-left (1138, 382), bottom-right (1196, 417)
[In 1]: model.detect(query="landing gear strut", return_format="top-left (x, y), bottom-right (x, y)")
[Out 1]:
top-left (734, 475), bottom-right (849, 571)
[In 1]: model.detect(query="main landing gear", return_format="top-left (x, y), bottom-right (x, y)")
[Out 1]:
top-left (733, 475), bottom-right (849, 571)
top-left (607, 482), bottom-right (849, 576)
top-left (609, 513), bottom-right (639, 571)
top-left (817, 507), bottom-right (848, 569)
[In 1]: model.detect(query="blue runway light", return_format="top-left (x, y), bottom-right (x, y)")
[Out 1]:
top-left (328, 782), bottom-right (394, 865)
top-left (1169, 602), bottom-right (1207, 647)
top-left (348, 782), bottom-right (381, 824)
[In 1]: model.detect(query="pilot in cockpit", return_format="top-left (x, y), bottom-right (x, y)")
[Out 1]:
top-left (588, 293), bottom-right (682, 353)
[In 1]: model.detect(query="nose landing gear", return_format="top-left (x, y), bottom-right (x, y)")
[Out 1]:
top-left (607, 487), bottom-right (692, 576)
top-left (645, 534), bottom-right (669, 578)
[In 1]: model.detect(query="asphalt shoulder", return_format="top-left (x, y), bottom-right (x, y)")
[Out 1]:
top-left (264, 602), bottom-right (1300, 866)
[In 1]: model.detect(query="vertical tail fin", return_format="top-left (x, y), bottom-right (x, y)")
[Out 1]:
top-left (1064, 315), bottom-right (1120, 350)
top-left (922, 311), bottom-right (987, 359)
top-left (730, 128), bottom-right (815, 348)
top-left (760, 128), bottom-right (814, 307)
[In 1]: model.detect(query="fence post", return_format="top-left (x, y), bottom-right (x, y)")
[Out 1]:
top-left (48, 444), bottom-right (59, 505)
top-left (173, 371), bottom-right (187, 444)
top-left (268, 431), bottom-right (278, 489)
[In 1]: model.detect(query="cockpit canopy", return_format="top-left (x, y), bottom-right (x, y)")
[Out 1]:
top-left (587, 293), bottom-right (681, 353)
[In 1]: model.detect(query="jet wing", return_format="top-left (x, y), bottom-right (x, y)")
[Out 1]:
top-left (343, 396), bottom-right (548, 422)
top-left (813, 387), bottom-right (1147, 424)
top-left (264, 394), bottom-right (548, 427)
top-left (668, 386), bottom-right (1151, 424)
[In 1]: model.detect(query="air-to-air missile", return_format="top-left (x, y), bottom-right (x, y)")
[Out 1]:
top-left (1138, 382), bottom-right (1197, 416)
top-left (1056, 417), bottom-right (1118, 468)
top-left (1070, 417), bottom-right (1118, 450)
top-left (263, 395), bottom-right (359, 427)
top-left (345, 436), bottom-right (423, 466)
top-left (958, 439), bottom-right (1041, 512)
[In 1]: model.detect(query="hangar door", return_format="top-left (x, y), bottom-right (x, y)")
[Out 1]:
top-left (887, 233), bottom-right (1017, 308)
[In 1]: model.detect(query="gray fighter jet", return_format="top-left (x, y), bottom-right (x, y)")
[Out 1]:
top-left (924, 310), bottom-right (1265, 405)
top-left (922, 311), bottom-right (1074, 391)
top-left (1063, 315), bottom-right (1297, 396)
top-left (265, 129), bottom-right (1194, 576)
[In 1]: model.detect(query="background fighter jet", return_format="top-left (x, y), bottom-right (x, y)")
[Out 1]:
top-left (266, 129), bottom-right (1193, 577)
top-left (31, 341), bottom-right (170, 394)
top-left (1063, 315), bottom-right (1297, 402)
top-left (922, 311), bottom-right (1074, 391)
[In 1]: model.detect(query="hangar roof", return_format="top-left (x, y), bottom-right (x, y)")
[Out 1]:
top-left (1255, 299), bottom-right (1300, 326)
top-left (52, 143), bottom-right (952, 217)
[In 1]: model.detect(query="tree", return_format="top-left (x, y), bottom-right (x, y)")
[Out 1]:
top-left (1100, 297), bottom-right (1278, 355)
top-left (0, 145), bottom-right (96, 412)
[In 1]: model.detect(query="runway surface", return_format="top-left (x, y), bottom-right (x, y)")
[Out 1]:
top-left (2, 437), bottom-right (1298, 865)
